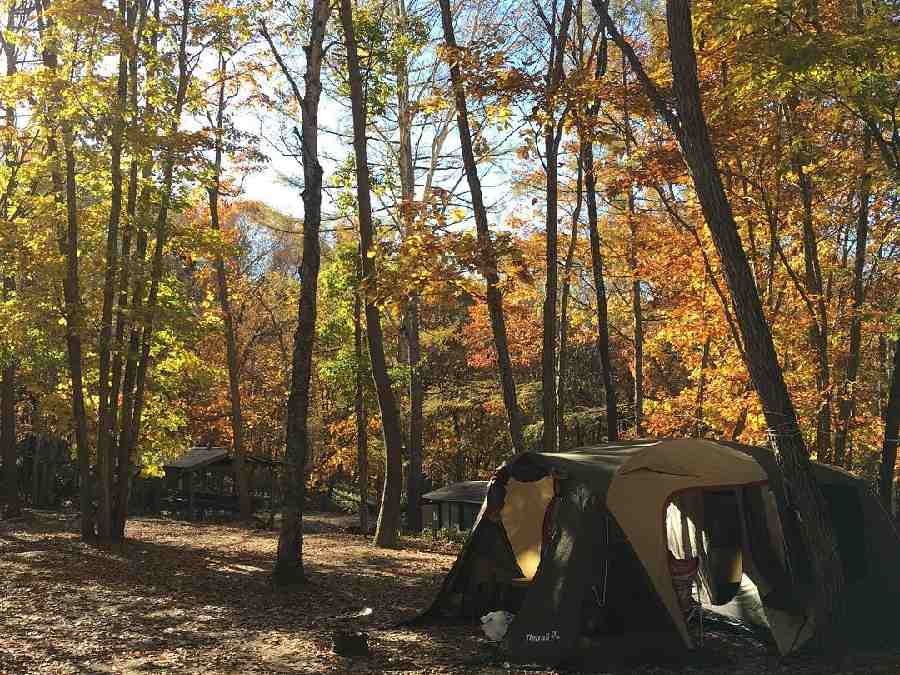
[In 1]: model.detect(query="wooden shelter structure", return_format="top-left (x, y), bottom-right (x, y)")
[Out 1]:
top-left (423, 480), bottom-right (488, 536)
top-left (163, 446), bottom-right (280, 519)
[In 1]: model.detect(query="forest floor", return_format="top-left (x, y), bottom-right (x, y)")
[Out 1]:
top-left (2, 511), bottom-right (900, 674)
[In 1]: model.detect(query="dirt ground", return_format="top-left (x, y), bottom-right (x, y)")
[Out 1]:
top-left (2, 511), bottom-right (899, 674)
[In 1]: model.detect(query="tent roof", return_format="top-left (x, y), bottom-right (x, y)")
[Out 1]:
top-left (720, 440), bottom-right (863, 491)
top-left (515, 438), bottom-right (766, 501)
top-left (164, 447), bottom-right (229, 470)
top-left (423, 481), bottom-right (489, 505)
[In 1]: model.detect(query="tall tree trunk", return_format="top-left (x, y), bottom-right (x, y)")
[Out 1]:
top-left (835, 143), bottom-right (871, 466)
top-left (340, 0), bottom-right (406, 548)
top-left (354, 287), bottom-right (369, 532)
top-left (61, 127), bottom-right (92, 540)
top-left (623, 57), bottom-right (644, 437)
top-left (596, 0), bottom-right (845, 647)
top-left (114, 161), bottom-right (151, 539)
top-left (694, 335), bottom-right (711, 438)
top-left (540, 0), bottom-right (574, 454)
top-left (581, 141), bottom-right (618, 442)
top-left (578, 2), bottom-right (617, 442)
top-left (557, 161), bottom-right (582, 450)
top-left (630, 221), bottom-right (644, 436)
top-left (794, 156), bottom-right (832, 464)
top-left (542, 127), bottom-right (561, 452)
top-left (37, 0), bottom-right (93, 540)
top-left (114, 0), bottom-right (190, 540)
top-left (438, 0), bottom-right (525, 453)
top-left (127, 10), bottom-right (187, 455)
top-left (394, 10), bottom-right (423, 532)
top-left (112, 0), bottom-right (154, 539)
top-left (260, 0), bottom-right (331, 583)
top-left (405, 298), bottom-right (424, 532)
top-left (210, 52), bottom-right (252, 522)
top-left (96, 0), bottom-right (133, 541)
top-left (880, 338), bottom-right (900, 514)
top-left (1, 353), bottom-right (17, 519)
top-left (1, 2), bottom-right (20, 520)
top-left (110, 6), bottom-right (147, 534)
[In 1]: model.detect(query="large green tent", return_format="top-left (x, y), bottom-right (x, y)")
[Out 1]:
top-left (414, 439), bottom-right (900, 667)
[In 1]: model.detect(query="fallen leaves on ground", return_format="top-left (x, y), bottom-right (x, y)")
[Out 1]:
top-left (1, 511), bottom-right (898, 674)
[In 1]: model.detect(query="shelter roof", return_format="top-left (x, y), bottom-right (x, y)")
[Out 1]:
top-left (423, 480), bottom-right (489, 505)
top-left (164, 447), bottom-right (229, 470)
top-left (164, 447), bottom-right (283, 472)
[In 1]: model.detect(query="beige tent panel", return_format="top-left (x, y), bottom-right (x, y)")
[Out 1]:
top-left (501, 476), bottom-right (555, 579)
top-left (619, 439), bottom-right (764, 478)
top-left (607, 440), bottom-right (768, 647)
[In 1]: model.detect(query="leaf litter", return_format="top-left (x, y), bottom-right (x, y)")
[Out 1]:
top-left (1, 510), bottom-right (898, 674)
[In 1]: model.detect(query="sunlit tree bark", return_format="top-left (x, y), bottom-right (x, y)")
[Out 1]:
top-left (340, 0), bottom-right (407, 547)
top-left (438, 0), bottom-right (525, 453)
top-left (260, 0), bottom-right (332, 581)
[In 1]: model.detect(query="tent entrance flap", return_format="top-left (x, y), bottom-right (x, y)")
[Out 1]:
top-left (500, 476), bottom-right (555, 580)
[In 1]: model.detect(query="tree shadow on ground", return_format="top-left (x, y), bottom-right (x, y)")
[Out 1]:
top-left (1, 516), bottom-right (441, 617)
top-left (0, 511), bottom-right (458, 672)
top-left (4, 512), bottom-right (900, 674)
